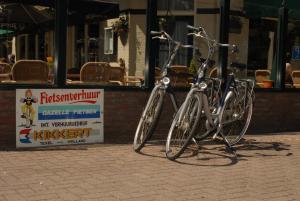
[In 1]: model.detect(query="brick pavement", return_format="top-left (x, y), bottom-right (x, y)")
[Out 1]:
top-left (0, 134), bottom-right (300, 201)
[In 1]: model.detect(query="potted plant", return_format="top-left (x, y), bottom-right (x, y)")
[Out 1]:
top-left (112, 16), bottom-right (128, 36)
top-left (158, 16), bottom-right (176, 34)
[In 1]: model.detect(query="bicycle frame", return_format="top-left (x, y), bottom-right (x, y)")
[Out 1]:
top-left (152, 32), bottom-right (197, 112)
top-left (134, 31), bottom-right (195, 151)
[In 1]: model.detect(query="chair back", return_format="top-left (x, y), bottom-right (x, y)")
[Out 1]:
top-left (255, 69), bottom-right (271, 83)
top-left (155, 67), bottom-right (161, 81)
top-left (80, 62), bottom-right (110, 83)
top-left (209, 67), bottom-right (218, 78)
top-left (0, 63), bottom-right (11, 74)
top-left (170, 65), bottom-right (191, 87)
top-left (292, 70), bottom-right (300, 86)
top-left (109, 62), bottom-right (125, 85)
top-left (12, 60), bottom-right (48, 83)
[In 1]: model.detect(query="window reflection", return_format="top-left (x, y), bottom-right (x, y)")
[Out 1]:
top-left (66, 1), bottom-right (145, 86)
top-left (229, 0), bottom-right (278, 88)
top-left (286, 19), bottom-right (300, 88)
top-left (0, 1), bottom-right (55, 84)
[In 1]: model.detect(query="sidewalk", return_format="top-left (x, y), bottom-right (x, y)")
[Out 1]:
top-left (0, 134), bottom-right (300, 201)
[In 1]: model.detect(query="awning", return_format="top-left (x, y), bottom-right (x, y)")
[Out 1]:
top-left (244, 0), bottom-right (300, 19)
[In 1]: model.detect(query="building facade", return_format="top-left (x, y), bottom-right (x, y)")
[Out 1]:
top-left (0, 0), bottom-right (300, 149)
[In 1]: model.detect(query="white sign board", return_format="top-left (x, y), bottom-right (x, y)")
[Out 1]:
top-left (16, 89), bottom-right (104, 148)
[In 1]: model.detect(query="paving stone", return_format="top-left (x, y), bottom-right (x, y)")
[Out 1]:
top-left (0, 134), bottom-right (299, 200)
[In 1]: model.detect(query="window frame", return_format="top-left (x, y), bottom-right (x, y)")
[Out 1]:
top-left (0, 0), bottom-right (296, 92)
top-left (104, 27), bottom-right (114, 55)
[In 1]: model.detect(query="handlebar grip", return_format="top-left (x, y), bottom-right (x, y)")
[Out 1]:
top-left (150, 31), bottom-right (163, 36)
top-left (187, 25), bottom-right (202, 32)
top-left (187, 25), bottom-right (198, 31)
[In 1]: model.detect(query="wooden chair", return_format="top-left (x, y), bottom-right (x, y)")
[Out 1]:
top-left (154, 67), bottom-right (162, 82)
top-left (66, 67), bottom-right (80, 81)
top-left (109, 61), bottom-right (126, 85)
top-left (255, 69), bottom-right (271, 88)
top-left (0, 63), bottom-right (11, 81)
top-left (170, 65), bottom-right (192, 87)
top-left (3, 60), bottom-right (49, 83)
top-left (80, 62), bottom-right (111, 84)
top-left (209, 67), bottom-right (218, 78)
top-left (292, 70), bottom-right (300, 88)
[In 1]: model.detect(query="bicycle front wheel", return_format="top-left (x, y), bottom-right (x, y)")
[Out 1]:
top-left (133, 86), bottom-right (165, 152)
top-left (221, 91), bottom-right (253, 146)
top-left (166, 92), bottom-right (202, 160)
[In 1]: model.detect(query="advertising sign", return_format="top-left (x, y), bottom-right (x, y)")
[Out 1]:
top-left (16, 89), bottom-right (104, 148)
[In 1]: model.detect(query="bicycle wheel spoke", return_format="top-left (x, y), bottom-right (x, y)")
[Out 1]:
top-left (166, 93), bottom-right (201, 160)
top-left (221, 91), bottom-right (253, 146)
top-left (133, 87), bottom-right (164, 152)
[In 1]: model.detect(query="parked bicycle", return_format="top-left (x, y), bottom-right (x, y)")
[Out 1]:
top-left (165, 25), bottom-right (255, 160)
top-left (133, 31), bottom-right (195, 152)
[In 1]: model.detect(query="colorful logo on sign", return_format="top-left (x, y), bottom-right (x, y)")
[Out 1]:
top-left (19, 128), bottom-right (32, 143)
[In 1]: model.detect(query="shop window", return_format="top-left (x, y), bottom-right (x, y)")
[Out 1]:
top-left (158, 0), bottom-right (194, 11)
top-left (0, 1), bottom-right (55, 84)
top-left (286, 20), bottom-right (300, 88)
top-left (229, 0), bottom-right (279, 88)
top-left (155, 15), bottom-right (194, 88)
top-left (66, 1), bottom-right (145, 87)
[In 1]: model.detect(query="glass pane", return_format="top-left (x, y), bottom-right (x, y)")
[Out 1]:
top-left (0, 1), bottom-right (55, 84)
top-left (231, 0), bottom-right (279, 88)
top-left (286, 10), bottom-right (300, 88)
top-left (194, 0), bottom-right (220, 80)
top-left (66, 1), bottom-right (146, 87)
top-left (155, 0), bottom-right (219, 88)
top-left (158, 0), bottom-right (194, 11)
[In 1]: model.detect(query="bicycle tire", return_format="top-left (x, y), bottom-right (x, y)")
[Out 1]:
top-left (133, 86), bottom-right (165, 152)
top-left (166, 92), bottom-right (202, 160)
top-left (220, 91), bottom-right (253, 146)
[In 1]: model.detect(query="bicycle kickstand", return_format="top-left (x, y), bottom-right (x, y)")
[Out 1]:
top-left (219, 130), bottom-right (237, 156)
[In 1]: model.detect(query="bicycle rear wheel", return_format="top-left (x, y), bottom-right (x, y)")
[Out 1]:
top-left (133, 86), bottom-right (165, 152)
top-left (166, 92), bottom-right (202, 160)
top-left (220, 91), bottom-right (253, 146)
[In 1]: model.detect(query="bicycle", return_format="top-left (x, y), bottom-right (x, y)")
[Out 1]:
top-left (133, 31), bottom-right (195, 152)
top-left (165, 25), bottom-right (255, 160)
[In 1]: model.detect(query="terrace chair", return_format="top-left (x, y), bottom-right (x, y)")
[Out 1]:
top-left (3, 60), bottom-right (49, 83)
top-left (169, 65), bottom-right (192, 87)
top-left (66, 67), bottom-right (80, 81)
top-left (109, 61), bottom-right (126, 85)
top-left (291, 70), bottom-right (300, 88)
top-left (80, 62), bottom-right (111, 84)
top-left (209, 67), bottom-right (218, 78)
top-left (255, 69), bottom-right (271, 88)
top-left (154, 67), bottom-right (163, 82)
top-left (109, 58), bottom-right (143, 86)
top-left (0, 63), bottom-right (11, 81)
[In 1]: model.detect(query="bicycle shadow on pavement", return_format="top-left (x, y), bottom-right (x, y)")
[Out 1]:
top-left (137, 140), bottom-right (172, 159)
top-left (170, 137), bottom-right (293, 167)
top-left (137, 140), bottom-right (238, 166)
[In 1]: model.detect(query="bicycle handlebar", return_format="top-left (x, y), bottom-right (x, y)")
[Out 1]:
top-left (150, 30), bottom-right (173, 41)
top-left (187, 25), bottom-right (202, 32)
top-left (150, 31), bottom-right (163, 36)
top-left (150, 30), bottom-right (199, 50)
top-left (187, 25), bottom-right (238, 53)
